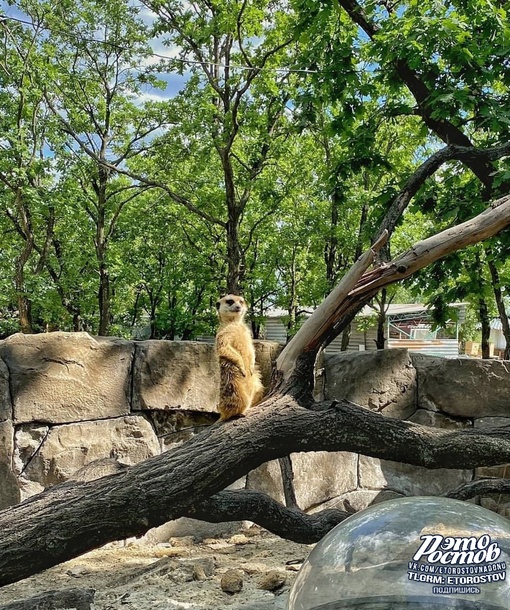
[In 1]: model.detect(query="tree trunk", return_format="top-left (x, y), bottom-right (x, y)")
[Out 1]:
top-left (374, 288), bottom-right (387, 350)
top-left (15, 253), bottom-right (33, 334)
top-left (340, 323), bottom-right (351, 351)
top-left (73, 312), bottom-right (83, 332)
top-left (13, 190), bottom-right (34, 333)
top-left (325, 187), bottom-right (341, 287)
top-left (225, 218), bottom-right (242, 294)
top-left (95, 162), bottom-right (111, 337)
top-left (16, 285), bottom-right (33, 334)
top-left (97, 262), bottom-right (110, 336)
top-left (479, 295), bottom-right (491, 359)
top-left (0, 195), bottom-right (510, 586)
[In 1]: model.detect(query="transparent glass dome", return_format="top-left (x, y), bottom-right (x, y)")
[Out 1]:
top-left (287, 497), bottom-right (510, 610)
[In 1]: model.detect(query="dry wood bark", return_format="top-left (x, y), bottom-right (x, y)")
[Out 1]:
top-left (446, 478), bottom-right (510, 502)
top-left (1, 194), bottom-right (510, 587)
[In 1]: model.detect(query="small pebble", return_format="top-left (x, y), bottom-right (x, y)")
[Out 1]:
top-left (193, 564), bottom-right (208, 581)
top-left (220, 569), bottom-right (244, 594)
top-left (258, 570), bottom-right (287, 591)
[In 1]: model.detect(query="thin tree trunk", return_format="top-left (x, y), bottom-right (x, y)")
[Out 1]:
top-left (73, 312), bottom-right (83, 332)
top-left (15, 250), bottom-right (34, 334)
top-left (479, 296), bottom-right (491, 359)
top-left (278, 456), bottom-right (298, 508)
top-left (340, 324), bottom-right (351, 351)
top-left (375, 288), bottom-right (387, 349)
top-left (97, 260), bottom-right (110, 336)
top-left (16, 278), bottom-right (33, 334)
top-left (13, 190), bottom-right (34, 333)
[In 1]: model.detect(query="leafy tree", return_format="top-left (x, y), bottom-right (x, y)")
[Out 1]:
top-left (0, 6), bottom-right (55, 332)
top-left (41, 0), bottom-right (167, 335)
top-left (114, 190), bottom-right (221, 339)
top-left (139, 0), bottom-right (297, 294)
top-left (292, 0), bottom-right (510, 351)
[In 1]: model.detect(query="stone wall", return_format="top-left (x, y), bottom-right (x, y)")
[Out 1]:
top-left (1, 332), bottom-right (509, 526)
top-left (0, 332), bottom-right (280, 510)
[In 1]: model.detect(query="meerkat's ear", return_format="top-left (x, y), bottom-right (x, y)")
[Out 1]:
top-left (215, 299), bottom-right (221, 310)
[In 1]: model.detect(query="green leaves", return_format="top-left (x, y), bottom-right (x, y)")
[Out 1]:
top-left (0, 0), bottom-right (509, 340)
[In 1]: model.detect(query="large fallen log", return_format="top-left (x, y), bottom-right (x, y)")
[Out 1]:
top-left (1, 397), bottom-right (510, 586)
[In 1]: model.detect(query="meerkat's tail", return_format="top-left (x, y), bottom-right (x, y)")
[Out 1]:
top-left (251, 366), bottom-right (265, 407)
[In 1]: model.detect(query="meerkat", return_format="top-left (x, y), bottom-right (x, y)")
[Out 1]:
top-left (215, 294), bottom-right (264, 421)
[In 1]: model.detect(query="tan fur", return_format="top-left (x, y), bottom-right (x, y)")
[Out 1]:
top-left (215, 294), bottom-right (264, 421)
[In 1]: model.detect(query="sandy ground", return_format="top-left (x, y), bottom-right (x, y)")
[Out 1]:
top-left (0, 527), bottom-right (313, 610)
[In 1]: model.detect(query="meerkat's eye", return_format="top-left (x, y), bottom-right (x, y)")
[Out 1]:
top-left (226, 299), bottom-right (235, 306)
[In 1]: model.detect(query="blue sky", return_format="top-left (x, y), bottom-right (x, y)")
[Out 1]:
top-left (0, 0), bottom-right (191, 102)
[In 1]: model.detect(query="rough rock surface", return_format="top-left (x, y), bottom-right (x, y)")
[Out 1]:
top-left (0, 358), bottom-right (11, 422)
top-left (0, 333), bottom-right (133, 424)
top-left (150, 410), bottom-right (218, 452)
top-left (359, 456), bottom-right (472, 496)
top-left (142, 516), bottom-right (250, 544)
top-left (15, 416), bottom-right (160, 487)
top-left (132, 341), bottom-right (220, 413)
top-left (246, 460), bottom-right (285, 505)
top-left (0, 588), bottom-right (95, 610)
top-left (323, 348), bottom-right (417, 419)
top-left (314, 489), bottom-right (402, 514)
top-left (0, 419), bottom-right (19, 509)
top-left (412, 354), bottom-right (510, 416)
top-left (247, 452), bottom-right (358, 511)
top-left (253, 341), bottom-right (283, 389)
top-left (132, 340), bottom-right (280, 414)
top-left (291, 452), bottom-right (358, 510)
top-left (408, 409), bottom-right (472, 429)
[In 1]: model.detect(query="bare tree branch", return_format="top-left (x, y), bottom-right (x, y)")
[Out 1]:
top-left (189, 489), bottom-right (351, 544)
top-left (377, 142), bottom-right (510, 241)
top-left (312, 193), bottom-right (510, 352)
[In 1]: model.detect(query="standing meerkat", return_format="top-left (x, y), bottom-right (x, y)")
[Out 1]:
top-left (215, 294), bottom-right (264, 421)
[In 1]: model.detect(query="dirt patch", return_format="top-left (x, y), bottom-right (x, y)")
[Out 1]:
top-left (0, 527), bottom-right (312, 610)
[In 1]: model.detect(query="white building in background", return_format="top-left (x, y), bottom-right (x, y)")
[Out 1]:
top-left (263, 303), bottom-right (467, 358)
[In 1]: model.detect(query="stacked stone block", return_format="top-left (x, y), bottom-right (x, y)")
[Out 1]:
top-left (0, 332), bottom-right (509, 523)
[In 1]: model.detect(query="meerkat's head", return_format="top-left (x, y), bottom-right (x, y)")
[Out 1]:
top-left (216, 294), bottom-right (247, 324)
